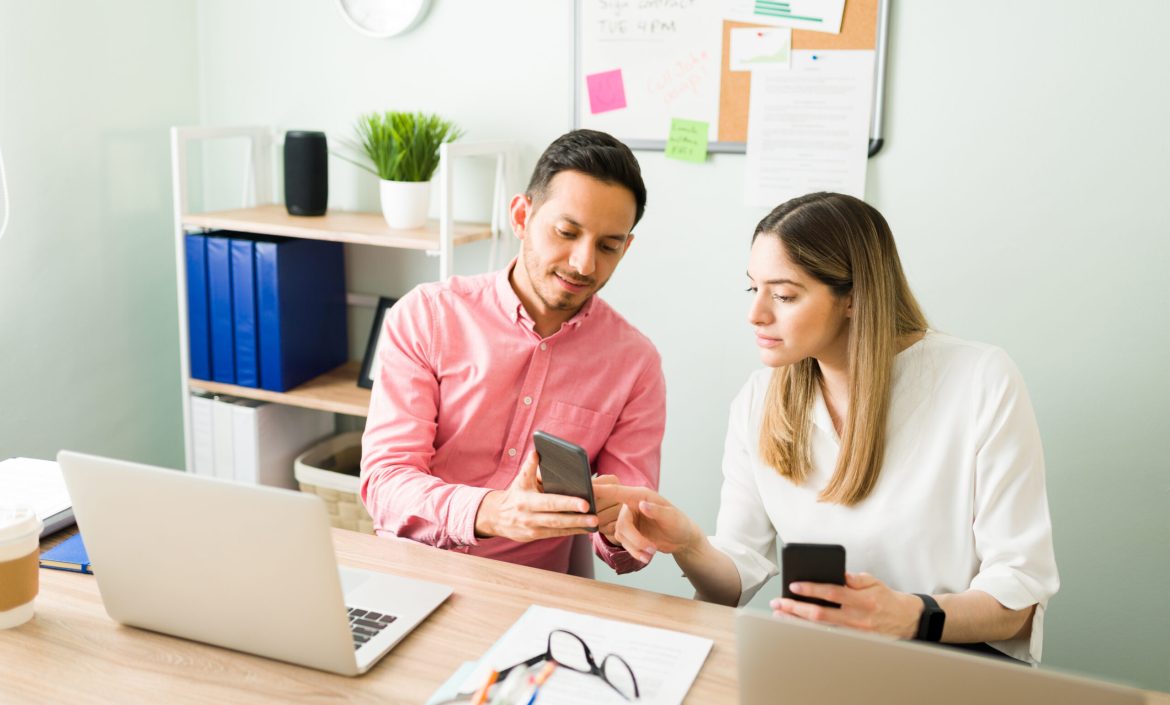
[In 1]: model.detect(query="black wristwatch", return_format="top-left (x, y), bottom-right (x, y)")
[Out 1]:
top-left (913, 593), bottom-right (946, 642)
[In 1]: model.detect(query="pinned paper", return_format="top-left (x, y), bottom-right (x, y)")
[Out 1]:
top-left (730, 27), bottom-right (792, 72)
top-left (745, 51), bottom-right (874, 206)
top-left (664, 118), bottom-right (709, 163)
top-left (724, 0), bottom-right (845, 34)
top-left (586, 69), bottom-right (628, 114)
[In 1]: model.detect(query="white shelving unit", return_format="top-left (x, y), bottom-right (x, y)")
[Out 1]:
top-left (170, 126), bottom-right (518, 472)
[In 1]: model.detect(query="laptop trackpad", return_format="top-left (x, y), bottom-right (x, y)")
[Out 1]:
top-left (339, 566), bottom-right (371, 597)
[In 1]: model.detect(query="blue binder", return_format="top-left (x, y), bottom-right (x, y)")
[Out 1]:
top-left (185, 234), bottom-right (212, 381)
top-left (206, 235), bottom-right (235, 384)
top-left (255, 238), bottom-right (347, 392)
top-left (230, 238), bottom-right (259, 388)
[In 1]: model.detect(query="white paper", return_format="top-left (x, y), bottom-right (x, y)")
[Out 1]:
top-left (745, 50), bottom-right (875, 207)
top-left (579, 0), bottom-right (724, 141)
top-left (460, 605), bottom-right (713, 705)
top-left (724, 0), bottom-right (845, 34)
top-left (0, 457), bottom-right (70, 520)
top-left (729, 26), bottom-right (792, 72)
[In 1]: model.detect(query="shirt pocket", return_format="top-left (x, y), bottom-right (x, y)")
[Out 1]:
top-left (538, 401), bottom-right (619, 464)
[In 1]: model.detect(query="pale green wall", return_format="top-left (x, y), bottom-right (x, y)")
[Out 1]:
top-left (869, 4), bottom-right (1170, 688)
top-left (3, 0), bottom-right (1166, 692)
top-left (0, 1), bottom-right (199, 465)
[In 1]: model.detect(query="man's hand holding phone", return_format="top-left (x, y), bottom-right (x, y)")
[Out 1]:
top-left (474, 449), bottom-right (599, 542)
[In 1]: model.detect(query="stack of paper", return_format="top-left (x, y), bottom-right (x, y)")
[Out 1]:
top-left (430, 605), bottom-right (713, 705)
top-left (0, 457), bottom-right (74, 536)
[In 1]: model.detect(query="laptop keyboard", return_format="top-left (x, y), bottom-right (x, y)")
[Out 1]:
top-left (347, 606), bottom-right (398, 650)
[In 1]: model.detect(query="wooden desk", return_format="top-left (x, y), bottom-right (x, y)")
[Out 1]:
top-left (1, 529), bottom-right (737, 704)
top-left (5, 529), bottom-right (1167, 705)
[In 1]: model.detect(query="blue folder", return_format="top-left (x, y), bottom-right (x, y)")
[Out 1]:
top-left (206, 235), bottom-right (235, 383)
top-left (230, 238), bottom-right (259, 388)
top-left (39, 533), bottom-right (92, 574)
top-left (255, 238), bottom-right (348, 392)
top-left (185, 234), bottom-right (212, 381)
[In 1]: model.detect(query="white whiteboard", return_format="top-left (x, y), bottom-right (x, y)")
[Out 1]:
top-left (575, 0), bottom-right (725, 148)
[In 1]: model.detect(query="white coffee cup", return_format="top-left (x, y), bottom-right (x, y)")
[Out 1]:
top-left (0, 505), bottom-right (42, 629)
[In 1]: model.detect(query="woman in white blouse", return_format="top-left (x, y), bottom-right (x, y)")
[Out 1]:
top-left (598, 192), bottom-right (1059, 663)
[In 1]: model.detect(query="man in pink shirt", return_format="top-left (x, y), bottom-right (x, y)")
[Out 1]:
top-left (360, 130), bottom-right (665, 575)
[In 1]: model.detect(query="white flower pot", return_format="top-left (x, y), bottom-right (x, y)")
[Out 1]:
top-left (378, 179), bottom-right (431, 230)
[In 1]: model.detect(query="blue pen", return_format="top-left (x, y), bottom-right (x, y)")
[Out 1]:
top-left (523, 662), bottom-right (557, 705)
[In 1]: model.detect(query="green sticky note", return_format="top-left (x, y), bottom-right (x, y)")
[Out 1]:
top-left (665, 118), bottom-right (709, 163)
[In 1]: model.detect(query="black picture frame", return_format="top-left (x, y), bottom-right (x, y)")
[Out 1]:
top-left (358, 297), bottom-right (398, 390)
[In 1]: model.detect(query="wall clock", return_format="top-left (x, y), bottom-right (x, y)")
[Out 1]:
top-left (336, 0), bottom-right (432, 38)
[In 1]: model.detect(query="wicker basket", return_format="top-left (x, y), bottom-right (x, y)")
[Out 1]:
top-left (294, 431), bottom-right (374, 534)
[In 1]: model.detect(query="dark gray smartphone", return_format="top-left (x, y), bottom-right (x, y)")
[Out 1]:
top-left (781, 543), bottom-right (846, 608)
top-left (532, 430), bottom-right (597, 530)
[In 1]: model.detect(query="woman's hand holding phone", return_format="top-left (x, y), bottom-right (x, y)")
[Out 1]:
top-left (770, 571), bottom-right (923, 639)
top-left (474, 450), bottom-right (600, 542)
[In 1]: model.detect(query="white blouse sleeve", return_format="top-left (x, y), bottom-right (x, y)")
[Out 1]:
top-left (707, 374), bottom-right (780, 606)
top-left (967, 347), bottom-right (1061, 660)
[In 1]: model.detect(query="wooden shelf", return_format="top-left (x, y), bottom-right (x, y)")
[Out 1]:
top-left (181, 204), bottom-right (493, 250)
top-left (189, 360), bottom-right (371, 417)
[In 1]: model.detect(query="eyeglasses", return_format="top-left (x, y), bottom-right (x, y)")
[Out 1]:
top-left (496, 628), bottom-right (640, 701)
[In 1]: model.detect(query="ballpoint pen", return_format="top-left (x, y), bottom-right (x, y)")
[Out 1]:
top-left (522, 662), bottom-right (557, 705)
top-left (489, 664), bottom-right (531, 705)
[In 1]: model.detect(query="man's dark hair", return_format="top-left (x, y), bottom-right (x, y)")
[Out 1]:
top-left (525, 129), bottom-right (647, 228)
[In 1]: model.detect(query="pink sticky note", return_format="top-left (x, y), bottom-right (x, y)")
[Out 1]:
top-left (586, 69), bottom-right (627, 114)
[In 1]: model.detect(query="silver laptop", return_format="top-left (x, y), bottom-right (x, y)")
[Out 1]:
top-left (58, 450), bottom-right (452, 676)
top-left (737, 611), bottom-right (1143, 705)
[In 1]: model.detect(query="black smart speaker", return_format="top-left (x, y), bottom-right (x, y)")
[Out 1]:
top-left (283, 130), bottom-right (328, 216)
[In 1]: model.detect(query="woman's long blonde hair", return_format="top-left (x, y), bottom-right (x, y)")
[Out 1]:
top-left (756, 193), bottom-right (927, 505)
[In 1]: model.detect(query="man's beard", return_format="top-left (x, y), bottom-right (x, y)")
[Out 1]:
top-left (522, 248), bottom-right (600, 312)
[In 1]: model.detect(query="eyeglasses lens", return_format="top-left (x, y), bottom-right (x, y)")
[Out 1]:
top-left (601, 655), bottom-right (638, 700)
top-left (548, 630), bottom-right (592, 672)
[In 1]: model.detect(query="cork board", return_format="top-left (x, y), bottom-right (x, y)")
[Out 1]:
top-left (718, 0), bottom-right (879, 143)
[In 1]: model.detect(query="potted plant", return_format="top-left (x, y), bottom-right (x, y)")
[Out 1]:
top-left (348, 111), bottom-right (462, 230)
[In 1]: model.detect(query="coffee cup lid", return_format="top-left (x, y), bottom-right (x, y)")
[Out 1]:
top-left (0, 505), bottom-right (42, 543)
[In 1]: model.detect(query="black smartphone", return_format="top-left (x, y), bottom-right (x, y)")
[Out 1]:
top-left (781, 543), bottom-right (846, 608)
top-left (532, 430), bottom-right (597, 530)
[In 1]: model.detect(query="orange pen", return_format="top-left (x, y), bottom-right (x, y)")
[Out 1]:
top-left (533, 661), bottom-right (557, 686)
top-left (471, 669), bottom-right (499, 705)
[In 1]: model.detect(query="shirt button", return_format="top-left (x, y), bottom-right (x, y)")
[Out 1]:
top-left (540, 343), bottom-right (547, 351)
top-left (507, 448), bottom-right (517, 457)
top-left (523, 396), bottom-right (533, 406)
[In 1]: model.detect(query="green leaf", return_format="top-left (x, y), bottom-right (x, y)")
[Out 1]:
top-left (351, 110), bottom-right (463, 182)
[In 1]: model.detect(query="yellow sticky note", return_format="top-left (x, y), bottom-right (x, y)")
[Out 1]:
top-left (665, 118), bottom-right (709, 163)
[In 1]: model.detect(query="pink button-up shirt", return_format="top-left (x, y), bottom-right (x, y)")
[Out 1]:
top-left (360, 262), bottom-right (666, 574)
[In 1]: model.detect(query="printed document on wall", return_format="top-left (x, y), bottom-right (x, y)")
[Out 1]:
top-left (745, 50), bottom-right (875, 207)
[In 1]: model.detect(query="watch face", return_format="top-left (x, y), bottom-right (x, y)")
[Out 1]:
top-left (915, 594), bottom-right (946, 642)
top-left (336, 0), bottom-right (432, 38)
top-left (925, 609), bottom-right (946, 642)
